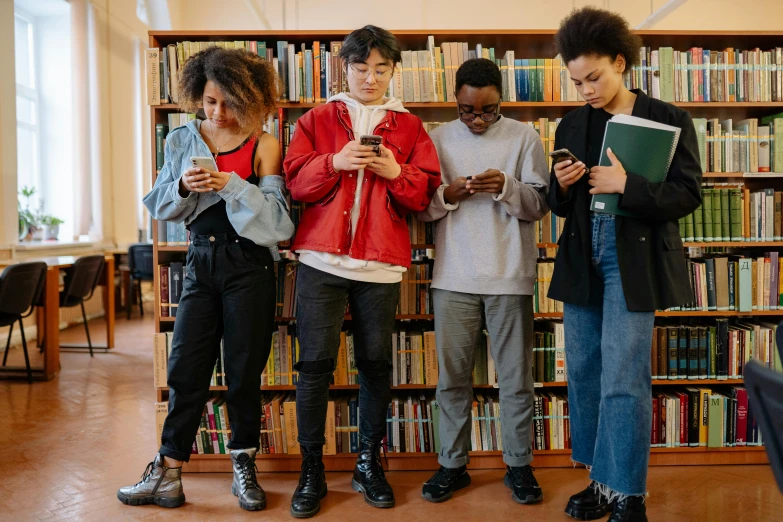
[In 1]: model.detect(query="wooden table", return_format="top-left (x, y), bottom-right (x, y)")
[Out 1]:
top-left (0, 254), bottom-right (115, 381)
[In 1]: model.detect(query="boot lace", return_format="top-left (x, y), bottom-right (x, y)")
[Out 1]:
top-left (299, 452), bottom-right (322, 491)
top-left (135, 461), bottom-right (155, 486)
top-left (239, 458), bottom-right (261, 491)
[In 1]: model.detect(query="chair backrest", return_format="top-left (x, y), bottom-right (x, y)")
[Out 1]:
top-left (128, 244), bottom-right (154, 280)
top-left (744, 360), bottom-right (783, 493)
top-left (0, 262), bottom-right (47, 316)
top-left (62, 255), bottom-right (105, 303)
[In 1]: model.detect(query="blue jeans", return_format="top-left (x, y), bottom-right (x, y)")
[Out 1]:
top-left (563, 214), bottom-right (654, 496)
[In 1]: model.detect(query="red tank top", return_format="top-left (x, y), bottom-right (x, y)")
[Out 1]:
top-left (188, 135), bottom-right (259, 235)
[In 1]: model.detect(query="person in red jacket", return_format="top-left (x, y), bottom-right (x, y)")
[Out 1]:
top-left (283, 25), bottom-right (440, 518)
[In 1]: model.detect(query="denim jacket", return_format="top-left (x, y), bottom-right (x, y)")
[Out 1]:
top-left (142, 119), bottom-right (295, 260)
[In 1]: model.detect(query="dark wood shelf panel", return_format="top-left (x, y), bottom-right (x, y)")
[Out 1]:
top-left (684, 241), bottom-right (783, 247)
top-left (536, 241), bottom-right (783, 249)
top-left (534, 310), bottom-right (783, 319)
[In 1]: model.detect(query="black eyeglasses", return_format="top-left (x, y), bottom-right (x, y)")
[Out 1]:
top-left (457, 102), bottom-right (501, 122)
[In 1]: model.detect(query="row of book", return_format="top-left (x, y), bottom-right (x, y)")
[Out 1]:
top-left (146, 41), bottom-right (783, 106)
top-left (273, 261), bottom-right (434, 319)
top-left (692, 115), bottom-right (783, 173)
top-left (154, 385), bottom-right (762, 456)
top-left (534, 261), bottom-right (562, 314)
top-left (650, 321), bottom-right (781, 381)
top-left (674, 255), bottom-right (783, 312)
top-left (679, 186), bottom-right (783, 243)
top-left (652, 387), bottom-right (762, 448)
top-left (158, 263), bottom-right (184, 318)
top-left (153, 321), bottom-right (568, 390)
top-left (628, 47), bottom-right (783, 103)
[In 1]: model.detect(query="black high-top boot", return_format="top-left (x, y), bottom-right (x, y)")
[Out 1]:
top-left (351, 436), bottom-right (394, 508)
top-left (565, 481), bottom-right (612, 520)
top-left (290, 447), bottom-right (327, 518)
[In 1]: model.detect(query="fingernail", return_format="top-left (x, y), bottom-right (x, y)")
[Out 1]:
top-left (565, 160), bottom-right (572, 165)
top-left (607, 148), bottom-right (612, 153)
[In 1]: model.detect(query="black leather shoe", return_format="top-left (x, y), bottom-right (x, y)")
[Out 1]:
top-left (608, 496), bottom-right (646, 522)
top-left (565, 481), bottom-right (612, 520)
top-left (351, 437), bottom-right (395, 508)
top-left (290, 449), bottom-right (327, 518)
top-left (421, 466), bottom-right (471, 503)
top-left (504, 465), bottom-right (543, 504)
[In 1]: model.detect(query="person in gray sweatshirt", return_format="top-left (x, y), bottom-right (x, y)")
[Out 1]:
top-left (418, 58), bottom-right (550, 506)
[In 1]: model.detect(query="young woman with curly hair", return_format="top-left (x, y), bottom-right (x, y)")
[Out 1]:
top-left (549, 8), bottom-right (702, 522)
top-left (118, 46), bottom-right (295, 512)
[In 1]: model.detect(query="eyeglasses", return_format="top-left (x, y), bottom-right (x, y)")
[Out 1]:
top-left (349, 63), bottom-right (393, 81)
top-left (457, 102), bottom-right (501, 122)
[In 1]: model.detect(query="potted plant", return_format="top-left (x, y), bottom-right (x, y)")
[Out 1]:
top-left (18, 186), bottom-right (42, 241)
top-left (41, 215), bottom-right (64, 241)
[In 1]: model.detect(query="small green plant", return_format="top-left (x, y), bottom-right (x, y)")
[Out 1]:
top-left (41, 215), bottom-right (64, 226)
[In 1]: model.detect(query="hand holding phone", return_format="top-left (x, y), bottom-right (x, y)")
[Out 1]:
top-left (180, 156), bottom-right (219, 195)
top-left (332, 138), bottom-right (376, 172)
top-left (550, 148), bottom-right (588, 192)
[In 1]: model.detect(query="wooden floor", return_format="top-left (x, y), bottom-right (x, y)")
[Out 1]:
top-left (0, 315), bottom-right (781, 521)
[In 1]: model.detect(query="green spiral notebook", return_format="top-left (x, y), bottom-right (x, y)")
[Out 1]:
top-left (590, 114), bottom-right (681, 217)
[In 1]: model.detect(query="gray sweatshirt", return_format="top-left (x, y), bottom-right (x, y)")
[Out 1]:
top-left (418, 116), bottom-right (550, 295)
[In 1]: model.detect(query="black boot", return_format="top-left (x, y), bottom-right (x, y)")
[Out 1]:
top-left (565, 481), bottom-right (612, 520)
top-left (608, 496), bottom-right (646, 522)
top-left (351, 437), bottom-right (394, 508)
top-left (290, 448), bottom-right (327, 519)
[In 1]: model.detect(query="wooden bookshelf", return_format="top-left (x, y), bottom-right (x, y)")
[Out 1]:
top-left (150, 29), bottom-right (782, 473)
top-left (155, 378), bottom-right (747, 392)
top-left (182, 446), bottom-right (767, 473)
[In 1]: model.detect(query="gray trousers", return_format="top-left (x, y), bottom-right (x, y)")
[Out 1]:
top-left (433, 288), bottom-right (535, 468)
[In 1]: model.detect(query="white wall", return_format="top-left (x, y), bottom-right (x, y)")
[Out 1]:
top-left (0, 0), bottom-right (18, 254)
top-left (168, 0), bottom-right (783, 31)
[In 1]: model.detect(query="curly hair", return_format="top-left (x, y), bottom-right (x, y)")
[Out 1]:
top-left (555, 7), bottom-right (642, 70)
top-left (455, 58), bottom-right (502, 95)
top-left (177, 46), bottom-right (280, 133)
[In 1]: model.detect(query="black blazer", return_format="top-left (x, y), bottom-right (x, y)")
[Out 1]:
top-left (546, 90), bottom-right (703, 312)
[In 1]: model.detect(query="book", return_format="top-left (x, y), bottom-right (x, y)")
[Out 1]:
top-left (590, 114), bottom-right (681, 217)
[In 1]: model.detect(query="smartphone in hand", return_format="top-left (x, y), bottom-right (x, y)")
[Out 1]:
top-left (360, 134), bottom-right (382, 156)
top-left (549, 148), bottom-right (589, 174)
top-left (190, 156), bottom-right (218, 171)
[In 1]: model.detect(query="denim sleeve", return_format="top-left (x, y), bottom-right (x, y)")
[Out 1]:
top-left (220, 173), bottom-right (296, 246)
top-left (142, 137), bottom-right (199, 223)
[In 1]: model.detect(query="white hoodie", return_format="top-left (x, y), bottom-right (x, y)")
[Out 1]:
top-left (297, 93), bottom-right (409, 283)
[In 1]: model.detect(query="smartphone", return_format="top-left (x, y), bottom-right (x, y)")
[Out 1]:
top-left (549, 148), bottom-right (589, 173)
top-left (190, 156), bottom-right (218, 171)
top-left (360, 134), bottom-right (382, 156)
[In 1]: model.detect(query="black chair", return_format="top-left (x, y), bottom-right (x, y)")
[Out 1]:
top-left (0, 262), bottom-right (47, 382)
top-left (59, 255), bottom-right (105, 357)
top-left (127, 244), bottom-right (153, 319)
top-left (742, 323), bottom-right (783, 493)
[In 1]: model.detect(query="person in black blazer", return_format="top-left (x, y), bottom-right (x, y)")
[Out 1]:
top-left (549, 8), bottom-right (702, 522)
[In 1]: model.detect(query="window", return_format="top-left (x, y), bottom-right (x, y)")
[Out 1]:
top-left (15, 12), bottom-right (40, 210)
top-left (14, 1), bottom-right (73, 243)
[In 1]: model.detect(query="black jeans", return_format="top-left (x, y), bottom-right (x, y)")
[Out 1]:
top-left (159, 233), bottom-right (276, 462)
top-left (294, 263), bottom-right (400, 450)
